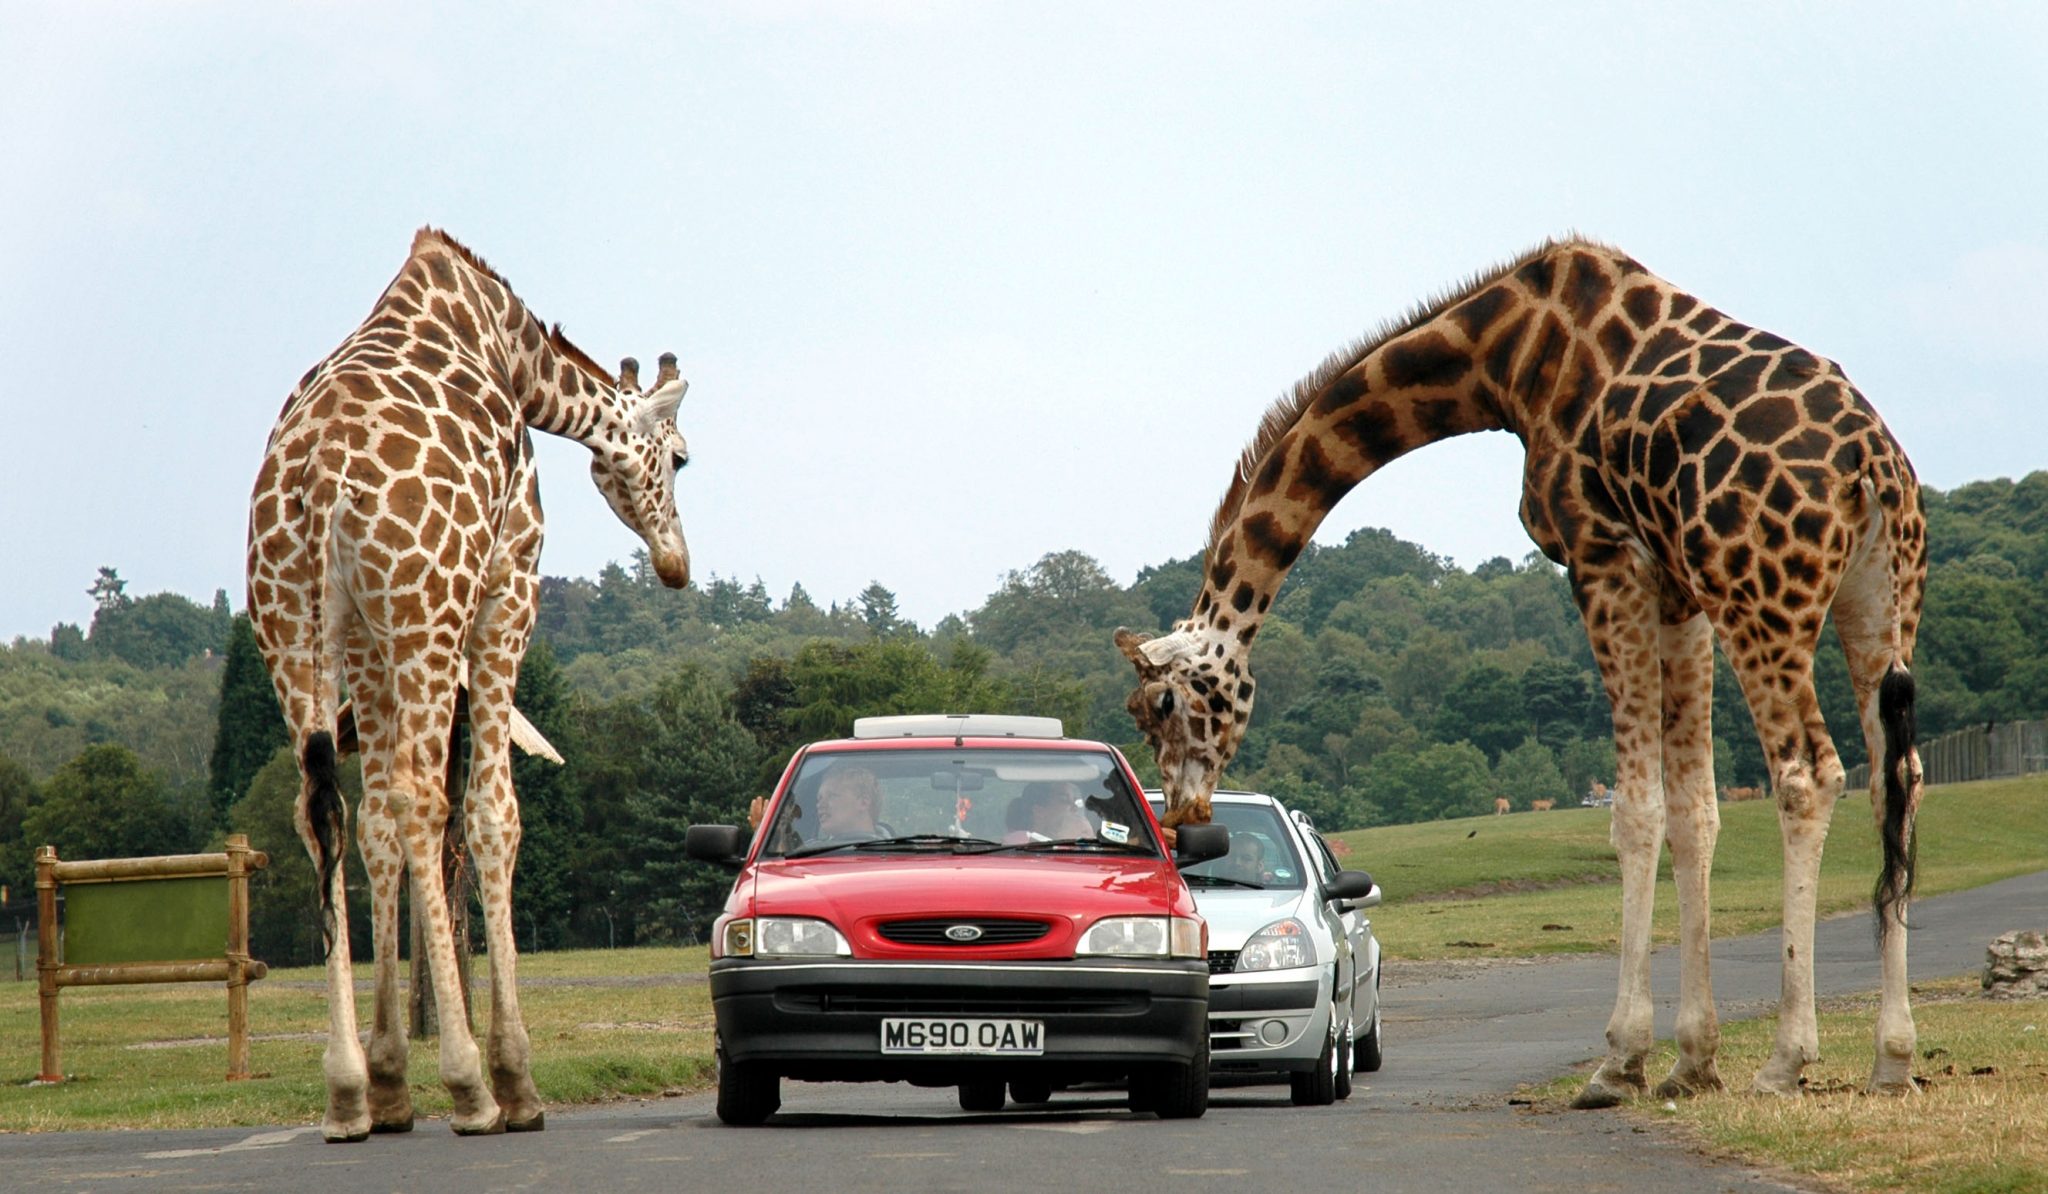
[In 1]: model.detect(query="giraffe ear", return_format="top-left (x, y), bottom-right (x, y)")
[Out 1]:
top-left (633, 378), bottom-right (688, 434)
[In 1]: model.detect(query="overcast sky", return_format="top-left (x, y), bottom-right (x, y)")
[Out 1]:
top-left (4, 3), bottom-right (2043, 642)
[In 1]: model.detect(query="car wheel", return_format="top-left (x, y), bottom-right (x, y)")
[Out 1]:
top-left (1356, 998), bottom-right (1383, 1074)
top-left (1131, 1030), bottom-right (1208, 1119)
top-left (1009, 1079), bottom-right (1053, 1105)
top-left (1334, 1016), bottom-right (1355, 1101)
top-left (958, 1079), bottom-right (1007, 1112)
top-left (714, 1040), bottom-right (780, 1126)
top-left (1289, 1022), bottom-right (1338, 1106)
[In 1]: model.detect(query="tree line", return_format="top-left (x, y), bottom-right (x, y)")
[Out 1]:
top-left (2, 470), bottom-right (2042, 960)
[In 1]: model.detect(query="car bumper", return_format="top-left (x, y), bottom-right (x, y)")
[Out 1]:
top-left (710, 957), bottom-right (1211, 1084)
top-left (1206, 965), bottom-right (1330, 1072)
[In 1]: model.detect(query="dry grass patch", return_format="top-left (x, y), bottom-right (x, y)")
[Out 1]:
top-left (1525, 977), bottom-right (2048, 1193)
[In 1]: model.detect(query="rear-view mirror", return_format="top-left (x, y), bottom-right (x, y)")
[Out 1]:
top-left (1174, 823), bottom-right (1230, 865)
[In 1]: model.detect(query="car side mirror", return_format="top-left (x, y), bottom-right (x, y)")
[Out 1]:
top-left (686, 824), bottom-right (747, 869)
top-left (1327, 869), bottom-right (1379, 908)
top-left (1174, 823), bottom-right (1230, 865)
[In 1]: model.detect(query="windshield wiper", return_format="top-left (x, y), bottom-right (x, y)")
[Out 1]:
top-left (1185, 873), bottom-right (1267, 890)
top-left (785, 834), bottom-right (1000, 858)
top-left (967, 839), bottom-right (1156, 856)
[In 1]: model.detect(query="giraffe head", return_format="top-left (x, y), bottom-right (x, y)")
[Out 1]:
top-left (1115, 626), bottom-right (1253, 827)
top-left (590, 352), bottom-right (692, 588)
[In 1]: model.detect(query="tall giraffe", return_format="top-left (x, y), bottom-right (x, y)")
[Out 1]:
top-left (1119, 238), bottom-right (1926, 1103)
top-left (247, 228), bottom-right (694, 1140)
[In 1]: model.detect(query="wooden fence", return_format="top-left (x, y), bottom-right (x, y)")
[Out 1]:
top-left (1845, 718), bottom-right (2048, 791)
top-left (36, 834), bottom-right (269, 1083)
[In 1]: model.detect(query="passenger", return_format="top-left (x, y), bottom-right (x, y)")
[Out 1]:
top-left (1228, 834), bottom-right (1272, 884)
top-left (813, 766), bottom-right (883, 842)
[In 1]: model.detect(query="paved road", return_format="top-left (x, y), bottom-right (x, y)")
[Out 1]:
top-left (11, 870), bottom-right (2045, 1194)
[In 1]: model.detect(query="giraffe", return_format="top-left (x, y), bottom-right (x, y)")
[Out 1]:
top-left (1118, 237), bottom-right (1926, 1105)
top-left (246, 228), bottom-right (694, 1141)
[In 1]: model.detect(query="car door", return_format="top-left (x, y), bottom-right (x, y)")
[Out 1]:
top-left (1288, 810), bottom-right (1353, 1009)
top-left (1298, 813), bottom-right (1369, 1023)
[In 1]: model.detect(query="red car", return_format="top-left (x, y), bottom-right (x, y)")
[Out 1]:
top-left (686, 713), bottom-right (1229, 1124)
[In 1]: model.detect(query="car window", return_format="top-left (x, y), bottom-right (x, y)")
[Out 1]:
top-left (760, 748), bottom-right (1160, 858)
top-left (1156, 801), bottom-right (1308, 890)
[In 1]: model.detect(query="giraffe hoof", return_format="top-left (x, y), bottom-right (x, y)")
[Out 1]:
top-left (370, 1115), bottom-right (415, 1134)
top-left (1571, 1081), bottom-right (1631, 1110)
top-left (1654, 1072), bottom-right (1723, 1099)
top-left (322, 1123), bottom-right (371, 1143)
top-left (507, 1111), bottom-right (546, 1132)
top-left (451, 1109), bottom-right (508, 1136)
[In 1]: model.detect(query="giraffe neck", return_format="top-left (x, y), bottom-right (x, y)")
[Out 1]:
top-left (1187, 241), bottom-right (1650, 651)
top-left (391, 234), bottom-right (629, 450)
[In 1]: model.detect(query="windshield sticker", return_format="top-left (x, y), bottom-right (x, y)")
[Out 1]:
top-left (1273, 867), bottom-right (1294, 880)
top-left (1099, 822), bottom-right (1131, 844)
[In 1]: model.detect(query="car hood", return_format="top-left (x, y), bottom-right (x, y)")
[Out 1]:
top-left (743, 853), bottom-right (1194, 958)
top-left (1184, 886), bottom-right (1315, 951)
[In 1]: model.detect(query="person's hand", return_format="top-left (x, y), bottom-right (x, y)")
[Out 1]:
top-left (747, 796), bottom-right (767, 831)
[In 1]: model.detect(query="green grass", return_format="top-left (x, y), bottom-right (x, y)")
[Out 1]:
top-left (1523, 975), bottom-right (2048, 1193)
top-left (1329, 775), bottom-right (2048, 961)
top-left (0, 955), bottom-right (715, 1132)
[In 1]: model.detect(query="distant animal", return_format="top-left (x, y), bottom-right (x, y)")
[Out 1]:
top-left (1113, 237), bottom-right (1925, 1109)
top-left (1495, 797), bottom-right (1511, 815)
top-left (1466, 829), bottom-right (1478, 838)
top-left (1723, 786), bottom-right (1766, 802)
top-left (1530, 799), bottom-right (1556, 812)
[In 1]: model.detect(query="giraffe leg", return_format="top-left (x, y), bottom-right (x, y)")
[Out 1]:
top-left (1834, 533), bottom-right (1921, 1094)
top-left (1731, 661), bottom-right (1843, 1096)
top-left (394, 693), bottom-right (504, 1135)
top-left (343, 645), bottom-right (414, 1132)
top-left (463, 643), bottom-right (545, 1130)
top-left (1655, 611), bottom-right (1724, 1099)
top-left (289, 725), bottom-right (371, 1142)
top-left (1571, 558), bottom-right (1664, 1110)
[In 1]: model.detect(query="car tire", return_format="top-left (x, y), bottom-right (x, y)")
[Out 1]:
top-left (1133, 1032), bottom-right (1209, 1119)
top-left (1334, 1017), bottom-right (1355, 1101)
top-left (958, 1079), bottom-right (1007, 1112)
top-left (715, 1042), bottom-right (780, 1126)
top-left (1356, 998), bottom-right (1383, 1074)
top-left (1290, 1022), bottom-right (1338, 1106)
top-left (1009, 1079), bottom-right (1053, 1105)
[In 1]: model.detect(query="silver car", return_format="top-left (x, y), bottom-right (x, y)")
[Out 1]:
top-left (1148, 790), bottom-right (1383, 1105)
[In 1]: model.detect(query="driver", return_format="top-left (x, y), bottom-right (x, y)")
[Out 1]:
top-left (813, 765), bottom-right (883, 842)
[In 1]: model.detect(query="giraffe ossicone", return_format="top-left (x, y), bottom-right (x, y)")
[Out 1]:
top-left (1124, 236), bottom-right (1926, 1103)
top-left (246, 226), bottom-right (697, 1141)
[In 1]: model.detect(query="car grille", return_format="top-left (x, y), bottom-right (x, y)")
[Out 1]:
top-left (1207, 950), bottom-right (1239, 975)
top-left (776, 986), bottom-right (1148, 1016)
top-left (878, 918), bottom-right (1051, 946)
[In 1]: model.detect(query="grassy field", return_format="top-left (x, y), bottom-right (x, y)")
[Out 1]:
top-left (0, 947), bottom-right (715, 1132)
top-left (1333, 774), bottom-right (2048, 961)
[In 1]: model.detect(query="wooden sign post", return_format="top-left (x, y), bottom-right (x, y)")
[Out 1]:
top-left (36, 834), bottom-right (270, 1082)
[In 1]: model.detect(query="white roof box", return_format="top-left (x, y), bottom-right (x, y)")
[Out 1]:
top-left (851, 714), bottom-right (1066, 740)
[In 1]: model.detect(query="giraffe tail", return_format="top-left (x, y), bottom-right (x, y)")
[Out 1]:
top-left (304, 729), bottom-right (346, 955)
top-left (1873, 664), bottom-right (1918, 938)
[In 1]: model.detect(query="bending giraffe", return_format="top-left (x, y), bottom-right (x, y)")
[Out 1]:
top-left (247, 228), bottom-right (695, 1141)
top-left (1118, 237), bottom-right (1925, 1103)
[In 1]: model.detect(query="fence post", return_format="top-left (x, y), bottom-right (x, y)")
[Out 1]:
top-left (36, 846), bottom-right (60, 1083)
top-left (225, 834), bottom-right (257, 1080)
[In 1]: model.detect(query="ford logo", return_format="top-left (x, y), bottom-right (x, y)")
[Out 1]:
top-left (944, 924), bottom-right (984, 942)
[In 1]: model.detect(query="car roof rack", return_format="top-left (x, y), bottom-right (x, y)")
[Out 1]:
top-left (851, 714), bottom-right (1066, 740)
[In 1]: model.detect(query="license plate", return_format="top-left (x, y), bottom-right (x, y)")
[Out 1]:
top-left (880, 1017), bottom-right (1044, 1055)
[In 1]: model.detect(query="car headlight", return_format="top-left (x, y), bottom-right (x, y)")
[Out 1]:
top-left (1077, 916), bottom-right (1205, 959)
top-left (725, 917), bottom-right (851, 958)
top-left (1237, 917), bottom-right (1315, 971)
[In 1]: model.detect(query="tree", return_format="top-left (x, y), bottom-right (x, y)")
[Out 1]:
top-left (23, 744), bottom-right (202, 863)
top-left (506, 641), bottom-right (581, 949)
top-left (858, 582), bottom-right (906, 637)
top-left (1360, 742), bottom-right (1493, 823)
top-left (89, 567), bottom-right (130, 612)
top-left (0, 751), bottom-right (39, 898)
top-left (1520, 656), bottom-right (1595, 750)
top-left (210, 614), bottom-right (287, 820)
top-left (89, 590), bottom-right (230, 669)
top-left (1432, 663), bottom-right (1526, 761)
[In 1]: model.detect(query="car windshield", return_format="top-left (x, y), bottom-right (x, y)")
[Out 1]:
top-left (1154, 801), bottom-right (1308, 891)
top-left (759, 748), bottom-right (1162, 859)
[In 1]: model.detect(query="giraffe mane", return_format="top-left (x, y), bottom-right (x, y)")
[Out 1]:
top-left (1199, 233), bottom-right (1614, 558)
top-left (409, 227), bottom-right (616, 390)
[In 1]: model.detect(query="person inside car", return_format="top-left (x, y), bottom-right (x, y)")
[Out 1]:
top-left (812, 765), bottom-right (884, 842)
top-left (1002, 781), bottom-right (1096, 843)
top-left (1228, 833), bottom-right (1274, 885)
